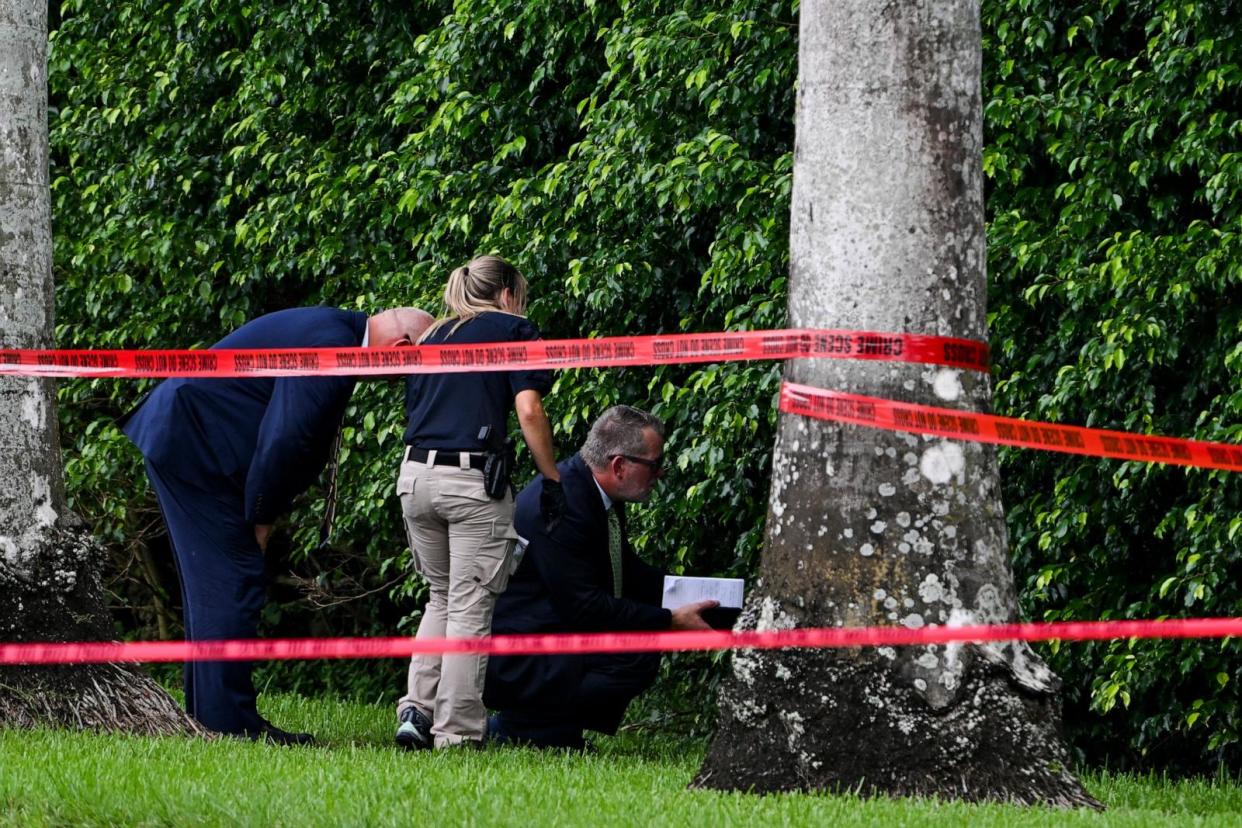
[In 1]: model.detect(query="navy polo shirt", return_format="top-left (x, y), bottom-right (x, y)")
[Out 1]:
top-left (404, 312), bottom-right (554, 451)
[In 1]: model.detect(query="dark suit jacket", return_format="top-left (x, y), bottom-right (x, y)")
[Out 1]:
top-left (485, 453), bottom-right (671, 710)
top-left (123, 307), bottom-right (368, 524)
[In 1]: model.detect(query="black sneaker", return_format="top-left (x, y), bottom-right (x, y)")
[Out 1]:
top-left (395, 707), bottom-right (433, 751)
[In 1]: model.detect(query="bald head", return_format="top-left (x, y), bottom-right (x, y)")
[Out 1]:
top-left (367, 307), bottom-right (434, 348)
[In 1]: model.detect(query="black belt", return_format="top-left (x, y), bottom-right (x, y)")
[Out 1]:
top-left (405, 447), bottom-right (487, 471)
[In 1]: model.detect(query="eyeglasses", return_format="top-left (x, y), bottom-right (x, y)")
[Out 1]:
top-left (613, 453), bottom-right (664, 473)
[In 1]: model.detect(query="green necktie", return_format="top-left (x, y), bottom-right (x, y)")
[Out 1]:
top-left (607, 507), bottom-right (623, 598)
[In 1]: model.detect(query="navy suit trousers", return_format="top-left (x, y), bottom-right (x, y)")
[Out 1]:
top-left (576, 652), bottom-right (662, 733)
top-left (490, 651), bottom-right (660, 747)
top-left (145, 461), bottom-right (266, 734)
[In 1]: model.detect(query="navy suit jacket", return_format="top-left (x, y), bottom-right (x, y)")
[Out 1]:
top-left (485, 454), bottom-right (671, 709)
top-left (123, 307), bottom-right (368, 524)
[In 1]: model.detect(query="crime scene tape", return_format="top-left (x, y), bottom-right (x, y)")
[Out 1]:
top-left (2, 617), bottom-right (1239, 665)
top-left (4, 331), bottom-right (1238, 665)
top-left (0, 328), bottom-right (991, 378)
top-left (780, 382), bottom-right (1242, 473)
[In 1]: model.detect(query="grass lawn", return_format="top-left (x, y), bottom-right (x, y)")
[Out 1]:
top-left (2, 694), bottom-right (1239, 826)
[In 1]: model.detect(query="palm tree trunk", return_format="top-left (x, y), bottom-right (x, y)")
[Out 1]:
top-left (693, 0), bottom-right (1098, 806)
top-left (0, 0), bottom-right (194, 735)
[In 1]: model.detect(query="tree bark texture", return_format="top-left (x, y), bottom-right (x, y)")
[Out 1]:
top-left (694, 1), bottom-right (1098, 807)
top-left (1, 0), bottom-right (63, 533)
top-left (0, 0), bottom-right (193, 734)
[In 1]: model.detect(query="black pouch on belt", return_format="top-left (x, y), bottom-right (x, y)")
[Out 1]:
top-left (478, 425), bottom-right (515, 499)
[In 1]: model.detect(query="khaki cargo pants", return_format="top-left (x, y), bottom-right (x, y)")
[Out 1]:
top-left (395, 454), bottom-right (517, 747)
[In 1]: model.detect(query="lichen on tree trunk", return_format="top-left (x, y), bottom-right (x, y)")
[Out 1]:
top-left (0, 525), bottom-right (198, 735)
top-left (693, 637), bottom-right (1091, 805)
top-left (694, 0), bottom-right (1098, 807)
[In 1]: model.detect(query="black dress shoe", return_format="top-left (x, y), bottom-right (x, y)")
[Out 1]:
top-left (250, 721), bottom-right (315, 746)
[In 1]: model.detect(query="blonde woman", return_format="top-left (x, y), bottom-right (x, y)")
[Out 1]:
top-left (394, 255), bottom-right (563, 750)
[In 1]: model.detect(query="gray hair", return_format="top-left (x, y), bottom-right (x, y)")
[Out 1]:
top-left (580, 405), bottom-right (665, 469)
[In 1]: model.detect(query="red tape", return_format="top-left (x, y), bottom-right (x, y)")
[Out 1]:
top-left (781, 383), bottom-right (1242, 473)
top-left (2, 618), bottom-right (1238, 665)
top-left (0, 329), bottom-right (990, 378)
top-left (5, 336), bottom-right (1238, 661)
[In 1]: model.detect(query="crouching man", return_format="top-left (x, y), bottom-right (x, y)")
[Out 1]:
top-left (482, 405), bottom-right (716, 749)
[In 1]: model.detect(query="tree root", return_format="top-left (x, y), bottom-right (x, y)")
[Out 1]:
top-left (0, 663), bottom-right (204, 736)
top-left (692, 645), bottom-right (1103, 809)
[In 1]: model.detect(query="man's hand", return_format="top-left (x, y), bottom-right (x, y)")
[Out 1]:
top-left (254, 524), bottom-right (274, 553)
top-left (540, 479), bottom-right (567, 532)
top-left (669, 599), bottom-right (718, 631)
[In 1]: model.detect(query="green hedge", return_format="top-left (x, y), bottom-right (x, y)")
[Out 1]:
top-left (48, 0), bottom-right (1240, 769)
top-left (983, 0), bottom-right (1241, 770)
